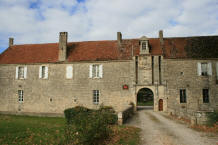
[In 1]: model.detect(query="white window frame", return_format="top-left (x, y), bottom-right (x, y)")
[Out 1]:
top-left (93, 90), bottom-right (100, 105)
top-left (66, 65), bottom-right (73, 79)
top-left (16, 66), bottom-right (27, 79)
top-left (89, 64), bottom-right (103, 78)
top-left (197, 62), bottom-right (212, 76)
top-left (18, 90), bottom-right (24, 103)
top-left (39, 65), bottom-right (48, 79)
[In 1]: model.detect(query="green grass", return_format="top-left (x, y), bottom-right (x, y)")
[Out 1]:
top-left (137, 100), bottom-right (153, 106)
top-left (0, 114), bottom-right (141, 145)
top-left (0, 114), bottom-right (65, 145)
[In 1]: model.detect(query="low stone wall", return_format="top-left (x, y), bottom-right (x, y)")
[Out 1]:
top-left (117, 105), bottom-right (134, 125)
top-left (191, 111), bottom-right (213, 125)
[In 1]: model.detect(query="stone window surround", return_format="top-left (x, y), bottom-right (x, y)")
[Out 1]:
top-left (39, 65), bottom-right (48, 79)
top-left (197, 62), bottom-right (212, 76)
top-left (16, 66), bottom-right (27, 80)
top-left (89, 64), bottom-right (103, 79)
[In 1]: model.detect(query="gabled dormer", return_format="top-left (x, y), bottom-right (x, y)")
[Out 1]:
top-left (139, 36), bottom-right (150, 55)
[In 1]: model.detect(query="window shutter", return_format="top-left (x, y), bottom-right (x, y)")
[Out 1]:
top-left (39, 66), bottom-right (42, 78)
top-left (45, 66), bottom-right (48, 79)
top-left (89, 65), bottom-right (93, 78)
top-left (15, 66), bottom-right (19, 79)
top-left (207, 62), bottom-right (212, 76)
top-left (66, 65), bottom-right (73, 79)
top-left (99, 65), bottom-right (103, 78)
top-left (24, 66), bottom-right (27, 79)
top-left (197, 62), bottom-right (201, 76)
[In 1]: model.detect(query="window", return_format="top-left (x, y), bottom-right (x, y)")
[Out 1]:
top-left (18, 66), bottom-right (24, 79)
top-left (89, 64), bottom-right (103, 78)
top-left (180, 89), bottom-right (186, 103)
top-left (93, 65), bottom-right (99, 77)
top-left (66, 65), bottom-right (73, 79)
top-left (197, 62), bottom-right (212, 76)
top-left (93, 90), bottom-right (99, 104)
top-left (39, 66), bottom-right (48, 79)
top-left (18, 90), bottom-right (23, 102)
top-left (201, 63), bottom-right (208, 76)
top-left (142, 42), bottom-right (147, 50)
top-left (203, 89), bottom-right (209, 103)
top-left (16, 66), bottom-right (27, 79)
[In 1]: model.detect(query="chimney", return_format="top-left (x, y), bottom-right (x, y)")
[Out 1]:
top-left (58, 32), bottom-right (68, 61)
top-left (117, 32), bottom-right (122, 46)
top-left (9, 38), bottom-right (14, 47)
top-left (159, 30), bottom-right (165, 55)
top-left (159, 30), bottom-right (164, 45)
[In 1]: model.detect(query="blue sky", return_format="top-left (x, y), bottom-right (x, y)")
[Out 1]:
top-left (0, 0), bottom-right (218, 53)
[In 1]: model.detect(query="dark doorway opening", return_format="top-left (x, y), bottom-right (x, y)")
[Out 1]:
top-left (137, 88), bottom-right (154, 107)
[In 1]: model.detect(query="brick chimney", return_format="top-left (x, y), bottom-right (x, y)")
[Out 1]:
top-left (58, 32), bottom-right (68, 61)
top-left (9, 38), bottom-right (14, 47)
top-left (117, 32), bottom-right (122, 46)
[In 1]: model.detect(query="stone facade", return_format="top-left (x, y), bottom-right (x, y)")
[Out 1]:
top-left (163, 59), bottom-right (218, 118)
top-left (0, 61), bottom-right (136, 115)
top-left (0, 31), bottom-right (217, 124)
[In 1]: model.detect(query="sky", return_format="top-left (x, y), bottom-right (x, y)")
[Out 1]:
top-left (0, 0), bottom-right (218, 53)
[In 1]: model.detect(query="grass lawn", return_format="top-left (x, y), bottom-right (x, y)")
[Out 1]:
top-left (0, 114), bottom-right (140, 145)
top-left (137, 100), bottom-right (153, 106)
top-left (0, 114), bottom-right (65, 144)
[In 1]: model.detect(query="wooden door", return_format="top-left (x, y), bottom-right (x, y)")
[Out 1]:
top-left (159, 99), bottom-right (163, 111)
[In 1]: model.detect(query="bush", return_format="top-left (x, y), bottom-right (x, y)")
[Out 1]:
top-left (207, 111), bottom-right (218, 126)
top-left (64, 106), bottom-right (117, 145)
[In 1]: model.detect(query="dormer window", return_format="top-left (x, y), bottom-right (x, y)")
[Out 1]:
top-left (142, 42), bottom-right (147, 50)
top-left (139, 36), bottom-right (150, 55)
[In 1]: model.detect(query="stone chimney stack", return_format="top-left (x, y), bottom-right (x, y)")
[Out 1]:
top-left (117, 32), bottom-right (122, 46)
top-left (58, 32), bottom-right (68, 61)
top-left (159, 30), bottom-right (165, 55)
top-left (159, 30), bottom-right (164, 45)
top-left (9, 38), bottom-right (14, 47)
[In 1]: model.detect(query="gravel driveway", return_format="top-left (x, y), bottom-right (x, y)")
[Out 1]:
top-left (126, 108), bottom-right (218, 145)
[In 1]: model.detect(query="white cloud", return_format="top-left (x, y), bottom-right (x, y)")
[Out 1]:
top-left (0, 0), bottom-right (217, 53)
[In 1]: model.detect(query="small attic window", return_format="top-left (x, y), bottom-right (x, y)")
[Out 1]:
top-left (142, 42), bottom-right (147, 50)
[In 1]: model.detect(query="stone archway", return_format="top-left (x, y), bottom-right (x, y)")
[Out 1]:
top-left (137, 88), bottom-right (154, 107)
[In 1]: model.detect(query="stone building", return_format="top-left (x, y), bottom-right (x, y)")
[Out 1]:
top-left (0, 31), bottom-right (217, 124)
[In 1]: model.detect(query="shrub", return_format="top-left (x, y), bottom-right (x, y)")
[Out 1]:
top-left (207, 111), bottom-right (218, 126)
top-left (64, 106), bottom-right (117, 145)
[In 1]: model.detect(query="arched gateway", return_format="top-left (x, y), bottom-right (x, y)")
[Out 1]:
top-left (137, 88), bottom-right (154, 107)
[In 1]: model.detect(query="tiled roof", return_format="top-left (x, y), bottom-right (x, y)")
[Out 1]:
top-left (0, 38), bottom-right (162, 64)
top-left (164, 36), bottom-right (218, 59)
top-left (0, 43), bottom-right (59, 64)
top-left (0, 36), bottom-right (217, 64)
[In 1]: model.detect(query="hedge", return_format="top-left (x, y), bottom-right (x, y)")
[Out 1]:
top-left (64, 106), bottom-right (117, 145)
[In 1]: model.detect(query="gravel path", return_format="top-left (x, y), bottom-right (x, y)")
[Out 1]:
top-left (126, 108), bottom-right (218, 145)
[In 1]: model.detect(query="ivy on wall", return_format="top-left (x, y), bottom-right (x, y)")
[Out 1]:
top-left (184, 36), bottom-right (218, 58)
